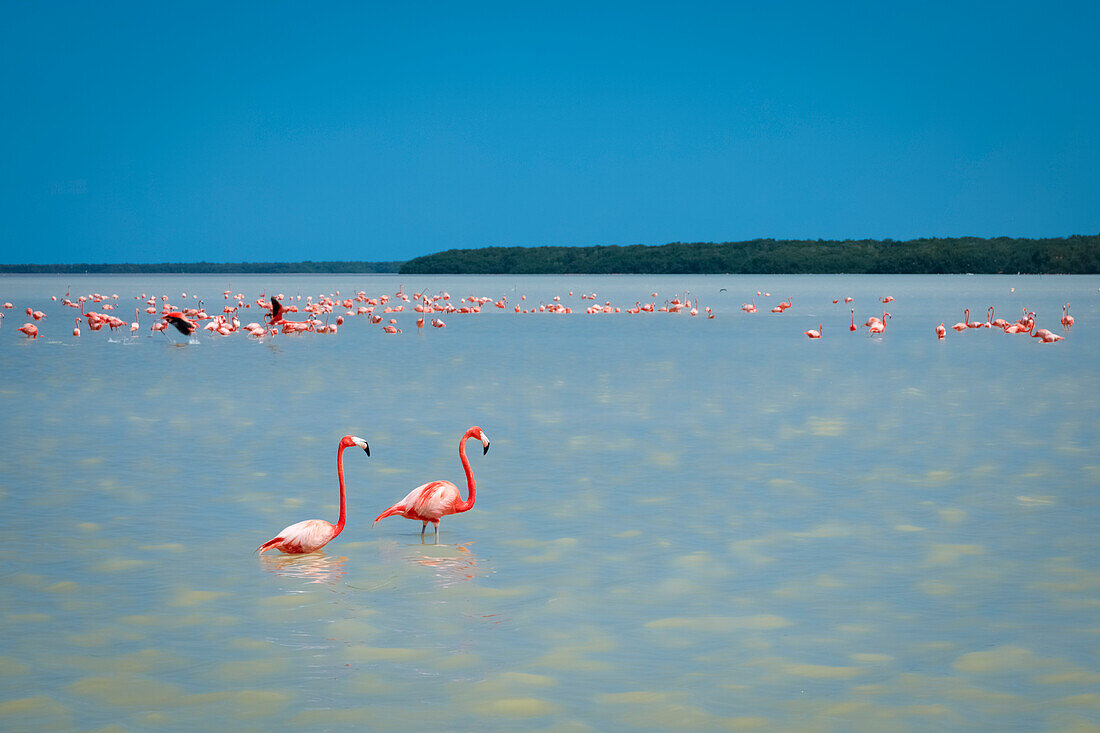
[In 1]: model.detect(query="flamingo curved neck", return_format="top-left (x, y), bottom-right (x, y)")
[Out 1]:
top-left (455, 433), bottom-right (477, 513)
top-left (334, 443), bottom-right (349, 536)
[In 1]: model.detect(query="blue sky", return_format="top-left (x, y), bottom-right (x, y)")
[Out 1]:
top-left (1, 1), bottom-right (1097, 264)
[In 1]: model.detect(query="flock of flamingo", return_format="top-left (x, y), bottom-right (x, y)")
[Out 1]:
top-left (257, 426), bottom-right (490, 554)
top-left (0, 285), bottom-right (1077, 343)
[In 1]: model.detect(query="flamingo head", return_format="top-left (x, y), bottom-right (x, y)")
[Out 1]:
top-left (341, 435), bottom-right (370, 456)
top-left (468, 426), bottom-right (491, 454)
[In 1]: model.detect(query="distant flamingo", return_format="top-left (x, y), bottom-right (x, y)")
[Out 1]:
top-left (936, 323), bottom-right (946, 339)
top-left (256, 435), bottom-right (370, 555)
top-left (17, 323), bottom-right (38, 338)
top-left (1061, 303), bottom-right (1074, 328)
top-left (850, 309), bottom-right (857, 332)
top-left (952, 309), bottom-right (970, 332)
top-left (868, 312), bottom-right (890, 334)
top-left (804, 324), bottom-right (822, 339)
top-left (374, 426), bottom-right (490, 538)
top-left (741, 297), bottom-right (757, 313)
top-left (73, 318), bottom-right (81, 337)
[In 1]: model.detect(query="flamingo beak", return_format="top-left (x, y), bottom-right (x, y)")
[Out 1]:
top-left (482, 437), bottom-right (491, 455)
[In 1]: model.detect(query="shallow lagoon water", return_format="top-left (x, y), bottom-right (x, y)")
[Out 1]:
top-left (1, 274), bottom-right (1098, 732)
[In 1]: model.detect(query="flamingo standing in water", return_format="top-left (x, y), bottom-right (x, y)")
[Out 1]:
top-left (374, 426), bottom-right (490, 538)
top-left (804, 324), bottom-right (822, 339)
top-left (849, 309), bottom-right (857, 332)
top-left (1062, 303), bottom-right (1074, 329)
top-left (936, 323), bottom-right (946, 339)
top-left (256, 435), bottom-right (370, 554)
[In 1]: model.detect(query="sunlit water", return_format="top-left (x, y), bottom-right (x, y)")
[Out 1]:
top-left (1, 274), bottom-right (1098, 732)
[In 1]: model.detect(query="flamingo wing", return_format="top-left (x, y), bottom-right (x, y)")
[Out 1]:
top-left (257, 519), bottom-right (335, 554)
top-left (375, 481), bottom-right (459, 523)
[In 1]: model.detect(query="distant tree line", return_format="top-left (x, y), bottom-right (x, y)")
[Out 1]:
top-left (4, 236), bottom-right (1097, 275)
top-left (0, 260), bottom-right (405, 274)
top-left (399, 235), bottom-right (1100, 275)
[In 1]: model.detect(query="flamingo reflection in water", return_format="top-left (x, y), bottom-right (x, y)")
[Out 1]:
top-left (259, 552), bottom-right (348, 584)
top-left (389, 541), bottom-right (483, 587)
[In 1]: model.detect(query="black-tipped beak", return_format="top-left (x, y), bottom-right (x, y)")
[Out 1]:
top-left (483, 442), bottom-right (490, 455)
top-left (364, 444), bottom-right (370, 456)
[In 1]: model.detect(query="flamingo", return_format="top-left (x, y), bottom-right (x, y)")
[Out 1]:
top-left (936, 323), bottom-right (946, 339)
top-left (850, 309), bottom-right (857, 332)
top-left (162, 312), bottom-right (197, 335)
top-left (952, 309), bottom-right (970, 332)
top-left (804, 324), bottom-right (822, 339)
top-left (374, 426), bottom-right (490, 538)
top-left (17, 323), bottom-right (38, 338)
top-left (256, 435), bottom-right (370, 554)
top-left (741, 297), bottom-right (757, 313)
top-left (868, 312), bottom-right (890, 334)
top-left (1062, 303), bottom-right (1074, 328)
top-left (73, 318), bottom-right (81, 337)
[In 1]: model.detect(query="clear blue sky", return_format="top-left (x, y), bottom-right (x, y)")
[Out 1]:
top-left (2, 1), bottom-right (1097, 264)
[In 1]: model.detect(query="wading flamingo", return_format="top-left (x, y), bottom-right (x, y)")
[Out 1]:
top-left (1062, 303), bottom-right (1074, 328)
top-left (850, 309), bottom-right (857, 332)
top-left (374, 426), bottom-right (490, 538)
top-left (18, 323), bottom-right (38, 338)
top-left (804, 324), bottom-right (822, 339)
top-left (868, 312), bottom-right (890, 334)
top-left (256, 435), bottom-right (370, 554)
top-left (936, 323), bottom-right (946, 339)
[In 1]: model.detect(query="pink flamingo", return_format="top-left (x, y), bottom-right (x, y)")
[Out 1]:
top-left (256, 435), bottom-right (370, 555)
top-left (868, 312), bottom-right (890, 334)
top-left (1061, 303), bottom-right (1074, 328)
top-left (374, 426), bottom-right (490, 538)
top-left (161, 312), bottom-right (197, 335)
top-left (804, 324), bottom-right (822, 339)
top-left (850, 309), bottom-right (857, 332)
top-left (17, 323), bottom-right (38, 338)
top-left (936, 323), bottom-right (946, 339)
top-left (952, 309), bottom-right (970, 332)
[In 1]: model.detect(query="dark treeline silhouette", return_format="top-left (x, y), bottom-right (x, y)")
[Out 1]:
top-left (4, 236), bottom-right (1097, 275)
top-left (0, 260), bottom-right (404, 274)
top-left (399, 236), bottom-right (1100, 275)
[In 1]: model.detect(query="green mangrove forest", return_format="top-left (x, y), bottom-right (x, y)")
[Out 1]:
top-left (399, 236), bottom-right (1099, 275)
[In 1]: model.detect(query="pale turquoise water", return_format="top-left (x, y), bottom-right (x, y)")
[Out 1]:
top-left (1, 274), bottom-right (1098, 732)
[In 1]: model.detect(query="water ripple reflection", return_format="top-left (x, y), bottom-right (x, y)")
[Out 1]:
top-left (259, 553), bottom-right (347, 585)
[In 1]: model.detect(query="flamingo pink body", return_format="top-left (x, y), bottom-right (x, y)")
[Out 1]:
top-left (256, 435), bottom-right (370, 555)
top-left (374, 426), bottom-right (490, 536)
top-left (804, 324), bottom-right (822, 339)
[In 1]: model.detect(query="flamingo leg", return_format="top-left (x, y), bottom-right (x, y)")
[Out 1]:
top-left (421, 522), bottom-right (428, 536)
